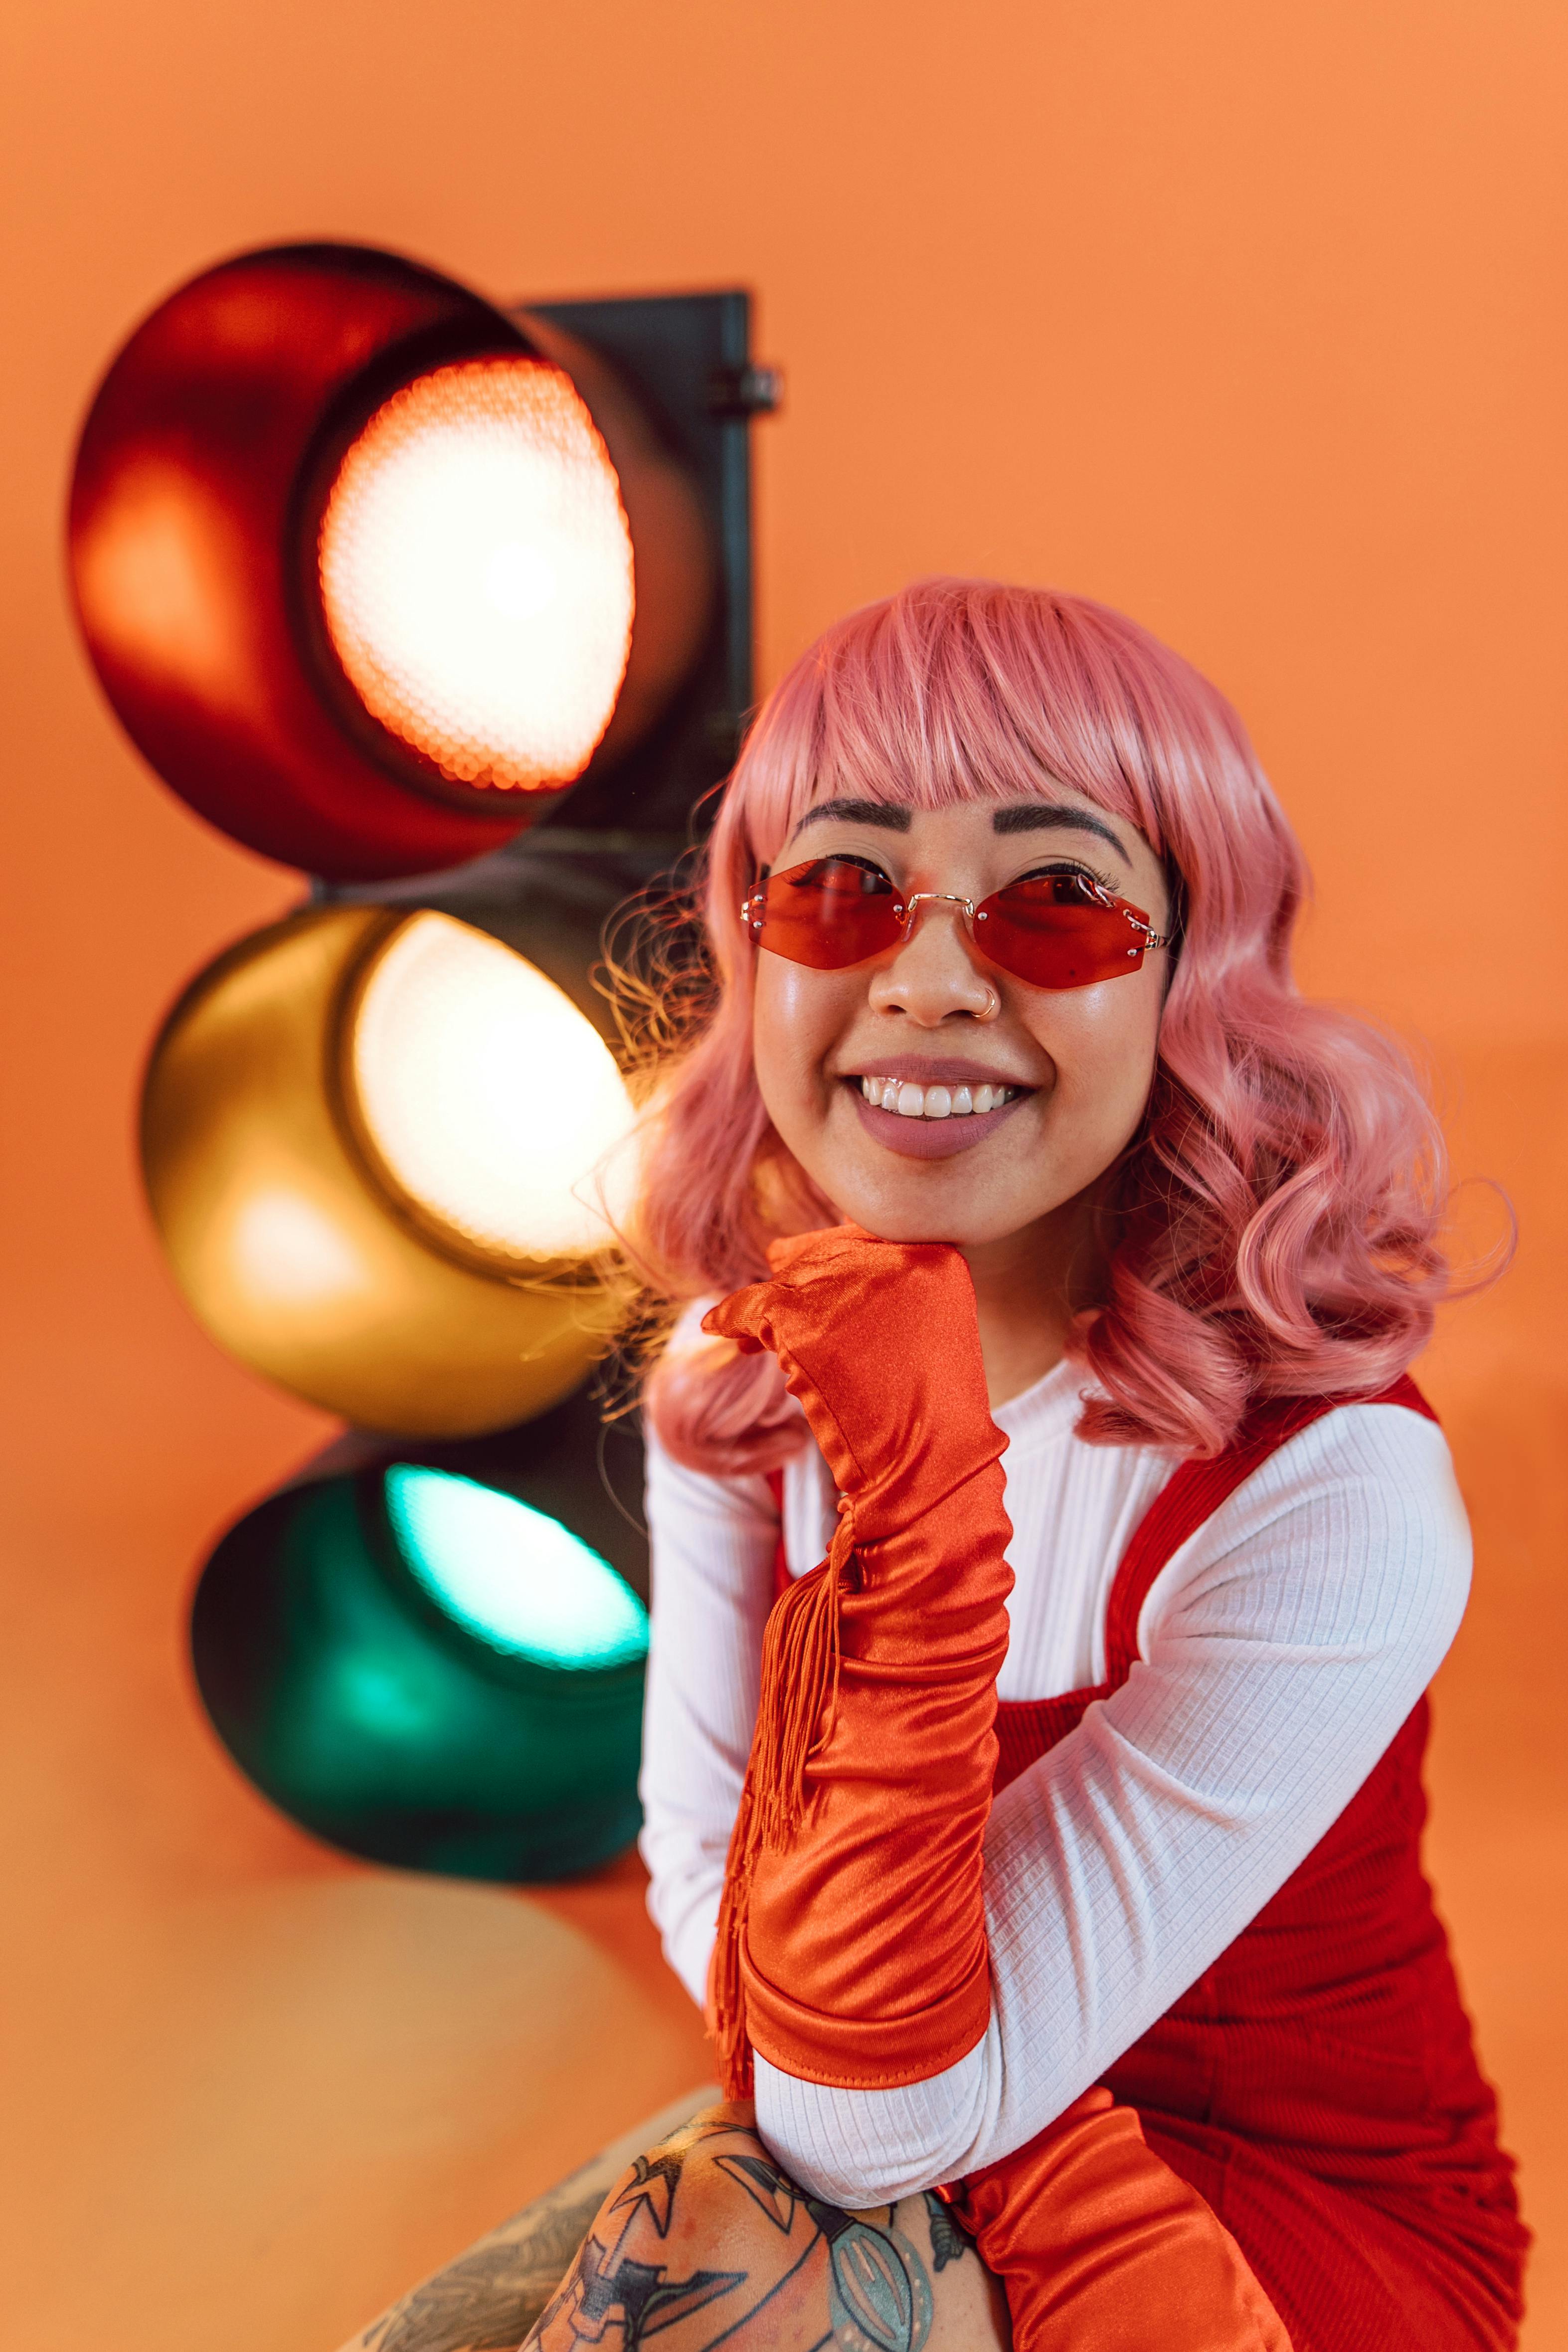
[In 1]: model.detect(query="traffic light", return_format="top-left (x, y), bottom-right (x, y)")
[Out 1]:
top-left (69, 244), bottom-right (723, 876)
top-left (71, 243), bottom-right (777, 1879)
top-left (140, 903), bottom-right (636, 1436)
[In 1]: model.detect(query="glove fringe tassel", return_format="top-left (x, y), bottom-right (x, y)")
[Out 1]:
top-left (709, 1500), bottom-right (857, 2100)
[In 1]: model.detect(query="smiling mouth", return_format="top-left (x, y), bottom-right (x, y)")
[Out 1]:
top-left (843, 1070), bottom-right (1034, 1160)
top-left (855, 1075), bottom-right (1022, 1121)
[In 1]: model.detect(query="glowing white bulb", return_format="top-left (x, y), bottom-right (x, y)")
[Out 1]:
top-left (318, 357), bottom-right (634, 791)
top-left (485, 541), bottom-right (557, 622)
top-left (385, 1467), bottom-right (648, 1669)
top-left (348, 912), bottom-right (634, 1265)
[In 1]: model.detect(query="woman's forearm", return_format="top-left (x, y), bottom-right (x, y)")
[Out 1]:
top-left (734, 1464), bottom-right (1013, 2086)
top-left (704, 1231), bottom-right (1015, 2098)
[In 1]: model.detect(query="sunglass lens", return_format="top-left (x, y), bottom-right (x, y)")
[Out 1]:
top-left (756, 857), bottom-right (904, 970)
top-left (977, 875), bottom-right (1148, 989)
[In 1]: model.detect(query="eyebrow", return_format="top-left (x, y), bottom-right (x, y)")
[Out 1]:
top-left (991, 802), bottom-right (1131, 863)
top-left (792, 797), bottom-right (912, 837)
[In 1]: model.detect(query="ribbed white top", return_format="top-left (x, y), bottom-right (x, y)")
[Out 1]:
top-left (639, 1357), bottom-right (1469, 2207)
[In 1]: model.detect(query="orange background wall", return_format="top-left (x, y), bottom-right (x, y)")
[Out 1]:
top-left (2, 4), bottom-right (1565, 2346)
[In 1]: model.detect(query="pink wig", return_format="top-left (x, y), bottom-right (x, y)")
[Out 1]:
top-left (626, 579), bottom-right (1452, 1472)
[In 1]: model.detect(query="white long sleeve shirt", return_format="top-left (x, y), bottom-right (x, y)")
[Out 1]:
top-left (638, 1355), bottom-right (1469, 2207)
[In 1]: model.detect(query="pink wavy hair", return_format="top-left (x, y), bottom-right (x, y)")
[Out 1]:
top-left (621, 578), bottom-right (1453, 1473)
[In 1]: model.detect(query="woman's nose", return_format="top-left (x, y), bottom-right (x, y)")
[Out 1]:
top-left (866, 902), bottom-right (998, 1024)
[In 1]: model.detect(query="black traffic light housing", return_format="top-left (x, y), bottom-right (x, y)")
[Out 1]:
top-left (177, 276), bottom-right (778, 1880)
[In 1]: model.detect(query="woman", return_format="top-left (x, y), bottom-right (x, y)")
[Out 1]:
top-left (526, 581), bottom-right (1525, 2352)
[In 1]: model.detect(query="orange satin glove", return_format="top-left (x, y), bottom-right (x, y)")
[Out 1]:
top-left (943, 2093), bottom-right (1295, 2352)
top-left (702, 1224), bottom-right (1014, 2096)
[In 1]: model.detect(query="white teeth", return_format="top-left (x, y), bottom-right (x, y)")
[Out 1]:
top-left (857, 1077), bottom-right (1017, 1119)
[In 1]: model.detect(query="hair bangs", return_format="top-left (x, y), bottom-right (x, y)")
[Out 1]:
top-left (735, 580), bottom-right (1181, 872)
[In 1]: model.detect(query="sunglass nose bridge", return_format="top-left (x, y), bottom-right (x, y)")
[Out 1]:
top-left (898, 890), bottom-right (978, 933)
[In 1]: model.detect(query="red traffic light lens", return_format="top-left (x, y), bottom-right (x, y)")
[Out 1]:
top-left (318, 356), bottom-right (634, 796)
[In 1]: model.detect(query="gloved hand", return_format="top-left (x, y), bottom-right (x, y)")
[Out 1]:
top-left (703, 1224), bottom-right (1014, 2095)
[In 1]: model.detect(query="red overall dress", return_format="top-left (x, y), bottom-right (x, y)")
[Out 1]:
top-left (734, 1238), bottom-right (1526, 2349)
top-left (976, 1378), bottom-right (1528, 2351)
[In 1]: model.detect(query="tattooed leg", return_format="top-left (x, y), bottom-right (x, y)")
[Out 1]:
top-left (921, 2192), bottom-right (975, 2278)
top-left (345, 2092), bottom-right (715, 2352)
top-left (523, 2105), bottom-right (1009, 2352)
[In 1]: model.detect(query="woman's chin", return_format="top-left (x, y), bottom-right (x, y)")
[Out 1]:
top-left (782, 1109), bottom-right (1067, 1250)
top-left (826, 1178), bottom-right (1029, 1251)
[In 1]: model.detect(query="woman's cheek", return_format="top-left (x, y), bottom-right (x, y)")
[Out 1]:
top-left (751, 961), bottom-right (845, 1144)
top-left (1034, 992), bottom-right (1161, 1175)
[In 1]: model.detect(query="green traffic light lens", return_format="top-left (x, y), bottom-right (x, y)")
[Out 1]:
top-left (190, 1379), bottom-right (651, 1884)
top-left (383, 1465), bottom-right (648, 1670)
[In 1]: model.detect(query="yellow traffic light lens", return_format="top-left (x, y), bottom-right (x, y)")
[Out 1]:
top-left (345, 910), bottom-right (634, 1266)
top-left (384, 1467), bottom-right (648, 1670)
top-left (142, 905), bottom-right (630, 1436)
top-left (318, 357), bottom-right (635, 793)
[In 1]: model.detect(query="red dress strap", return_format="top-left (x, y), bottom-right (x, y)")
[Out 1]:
top-left (1103, 1372), bottom-right (1435, 1685)
top-left (994, 1374), bottom-right (1435, 1793)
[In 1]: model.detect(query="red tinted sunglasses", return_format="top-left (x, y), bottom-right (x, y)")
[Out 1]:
top-left (742, 856), bottom-right (1173, 991)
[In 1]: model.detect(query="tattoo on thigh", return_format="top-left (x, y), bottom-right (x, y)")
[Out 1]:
top-left (921, 2194), bottom-right (971, 2273)
top-left (525, 2118), bottom-right (934, 2352)
top-left (819, 2205), bottom-right (933, 2352)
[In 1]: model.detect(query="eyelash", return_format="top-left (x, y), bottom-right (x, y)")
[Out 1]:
top-left (820, 853), bottom-right (888, 878)
top-left (1014, 856), bottom-right (1122, 894)
top-left (804, 851), bottom-right (1123, 912)
top-left (821, 853), bottom-right (1119, 894)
